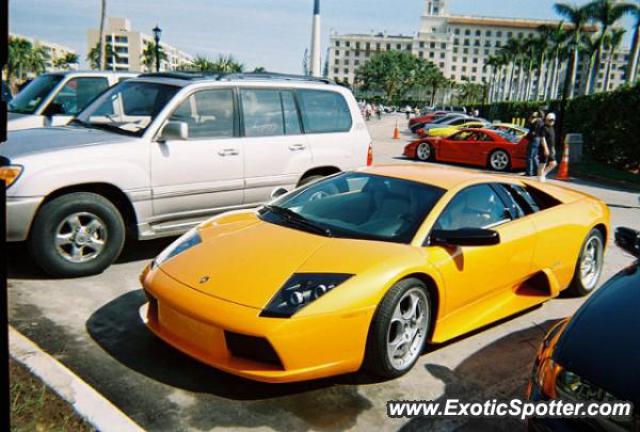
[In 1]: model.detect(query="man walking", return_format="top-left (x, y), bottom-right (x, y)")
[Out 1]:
top-left (538, 112), bottom-right (558, 182)
top-left (525, 111), bottom-right (544, 177)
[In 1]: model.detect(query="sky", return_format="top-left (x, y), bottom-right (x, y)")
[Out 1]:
top-left (8, 0), bottom-right (636, 73)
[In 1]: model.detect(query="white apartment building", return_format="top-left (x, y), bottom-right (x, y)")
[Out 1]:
top-left (87, 17), bottom-right (193, 72)
top-left (329, 0), bottom-right (629, 94)
top-left (10, 33), bottom-right (78, 72)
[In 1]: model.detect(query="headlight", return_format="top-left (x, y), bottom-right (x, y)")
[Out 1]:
top-left (0, 165), bottom-right (23, 188)
top-left (260, 273), bottom-right (353, 318)
top-left (557, 369), bottom-right (618, 402)
top-left (151, 228), bottom-right (202, 269)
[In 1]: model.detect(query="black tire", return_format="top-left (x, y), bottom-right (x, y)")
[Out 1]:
top-left (363, 278), bottom-right (431, 379)
top-left (298, 174), bottom-right (325, 187)
top-left (488, 149), bottom-right (511, 172)
top-left (28, 192), bottom-right (126, 277)
top-left (416, 142), bottom-right (435, 162)
top-left (566, 228), bottom-right (605, 297)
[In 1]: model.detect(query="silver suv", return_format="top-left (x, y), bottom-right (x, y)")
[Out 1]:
top-left (2, 72), bottom-right (372, 277)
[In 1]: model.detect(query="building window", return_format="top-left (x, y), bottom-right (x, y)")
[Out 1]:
top-left (454, 38), bottom-right (460, 45)
top-left (474, 48), bottom-right (479, 54)
top-left (396, 43), bottom-right (402, 49)
top-left (473, 58), bottom-right (478, 64)
top-left (419, 51), bottom-right (424, 58)
top-left (333, 68), bottom-right (339, 74)
top-left (344, 59), bottom-right (349, 65)
top-left (429, 52), bottom-right (435, 58)
top-left (452, 65), bottom-right (457, 71)
top-left (439, 62), bottom-right (445, 68)
top-left (407, 45), bottom-right (412, 51)
top-left (420, 42), bottom-right (425, 48)
top-left (386, 43), bottom-right (391, 50)
top-left (454, 29), bottom-right (460, 35)
top-left (453, 56), bottom-right (458, 62)
top-left (462, 66), bottom-right (467, 72)
top-left (472, 67), bottom-right (477, 73)
top-left (335, 41), bottom-right (340, 47)
top-left (476, 30), bottom-right (481, 36)
top-left (440, 52), bottom-right (445, 59)
top-left (486, 30), bottom-right (492, 37)
top-left (474, 40), bottom-right (480, 47)
top-left (497, 31), bottom-right (502, 37)
top-left (430, 42), bottom-right (436, 48)
top-left (355, 42), bottom-right (360, 49)
top-left (463, 48), bottom-right (468, 54)
top-left (441, 43), bottom-right (447, 49)
top-left (507, 32), bottom-right (513, 38)
top-left (465, 29), bottom-right (471, 36)
top-left (335, 59), bottom-right (339, 65)
top-left (345, 41), bottom-right (350, 47)
top-left (453, 47), bottom-right (458, 53)
top-left (376, 43), bottom-right (380, 50)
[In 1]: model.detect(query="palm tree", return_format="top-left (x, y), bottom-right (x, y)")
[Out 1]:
top-left (522, 36), bottom-right (538, 101)
top-left (53, 53), bottom-right (80, 70)
top-left (500, 38), bottom-right (522, 101)
top-left (545, 22), bottom-right (568, 100)
top-left (602, 28), bottom-right (626, 90)
top-left (87, 42), bottom-right (119, 70)
top-left (98, 0), bottom-right (107, 70)
top-left (6, 37), bottom-right (32, 88)
top-left (626, 2), bottom-right (640, 85)
top-left (584, 0), bottom-right (635, 94)
top-left (211, 54), bottom-right (244, 73)
top-left (253, 66), bottom-right (267, 73)
top-left (534, 25), bottom-right (553, 100)
top-left (554, 2), bottom-right (592, 99)
top-left (580, 34), bottom-right (599, 95)
top-left (141, 40), bottom-right (168, 72)
top-left (484, 55), bottom-right (500, 103)
top-left (27, 45), bottom-right (49, 76)
top-left (188, 55), bottom-right (215, 72)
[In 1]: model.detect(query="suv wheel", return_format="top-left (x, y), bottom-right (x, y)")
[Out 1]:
top-left (29, 192), bottom-right (126, 277)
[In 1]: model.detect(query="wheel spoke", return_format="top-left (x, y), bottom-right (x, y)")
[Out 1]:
top-left (70, 244), bottom-right (83, 260)
top-left (86, 219), bottom-right (103, 235)
top-left (67, 215), bottom-right (83, 231)
top-left (87, 237), bottom-right (105, 253)
top-left (55, 233), bottom-right (73, 247)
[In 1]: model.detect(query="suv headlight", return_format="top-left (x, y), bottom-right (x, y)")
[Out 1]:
top-left (152, 228), bottom-right (202, 269)
top-left (0, 165), bottom-right (23, 188)
top-left (261, 273), bottom-right (353, 318)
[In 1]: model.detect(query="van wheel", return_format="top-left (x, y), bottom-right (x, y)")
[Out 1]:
top-left (298, 175), bottom-right (325, 187)
top-left (364, 278), bottom-right (431, 379)
top-left (28, 192), bottom-right (125, 278)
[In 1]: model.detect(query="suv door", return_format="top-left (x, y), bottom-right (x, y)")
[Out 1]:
top-left (43, 76), bottom-right (110, 126)
top-left (150, 88), bottom-right (244, 219)
top-left (240, 88), bottom-right (312, 205)
top-left (426, 184), bottom-right (536, 318)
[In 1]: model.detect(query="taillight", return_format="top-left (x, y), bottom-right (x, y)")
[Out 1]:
top-left (367, 143), bottom-right (373, 166)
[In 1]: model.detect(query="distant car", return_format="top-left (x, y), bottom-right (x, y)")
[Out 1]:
top-left (141, 164), bottom-right (609, 383)
top-left (2, 72), bottom-right (372, 277)
top-left (408, 110), bottom-right (448, 127)
top-left (423, 120), bottom-right (490, 137)
top-left (488, 123), bottom-right (529, 139)
top-left (527, 227), bottom-right (640, 432)
top-left (7, 70), bottom-right (137, 131)
top-left (413, 114), bottom-right (473, 134)
top-left (2, 81), bottom-right (12, 102)
top-left (410, 113), bottom-right (467, 133)
top-left (403, 128), bottom-right (529, 172)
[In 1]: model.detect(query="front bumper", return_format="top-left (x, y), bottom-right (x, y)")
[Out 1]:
top-left (141, 267), bottom-right (375, 383)
top-left (6, 196), bottom-right (43, 242)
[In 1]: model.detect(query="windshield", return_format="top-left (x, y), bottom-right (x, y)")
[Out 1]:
top-left (8, 74), bottom-right (64, 114)
top-left (74, 80), bottom-right (180, 137)
top-left (260, 172), bottom-right (445, 243)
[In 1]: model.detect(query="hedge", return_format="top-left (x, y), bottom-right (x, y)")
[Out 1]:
top-left (479, 83), bottom-right (640, 171)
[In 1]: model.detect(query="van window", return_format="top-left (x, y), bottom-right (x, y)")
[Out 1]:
top-left (169, 89), bottom-right (236, 139)
top-left (241, 89), bottom-right (285, 137)
top-left (297, 89), bottom-right (352, 134)
top-left (48, 77), bottom-right (109, 115)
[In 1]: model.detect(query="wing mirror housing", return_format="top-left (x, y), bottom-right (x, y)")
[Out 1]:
top-left (615, 227), bottom-right (640, 258)
top-left (430, 228), bottom-right (500, 247)
top-left (159, 121), bottom-right (188, 142)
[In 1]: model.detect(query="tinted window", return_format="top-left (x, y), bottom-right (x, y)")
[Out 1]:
top-left (49, 77), bottom-right (109, 115)
top-left (265, 172), bottom-right (444, 243)
top-left (8, 74), bottom-right (64, 114)
top-left (435, 184), bottom-right (510, 230)
top-left (241, 89), bottom-right (284, 137)
top-left (298, 89), bottom-right (352, 133)
top-left (170, 89), bottom-right (235, 139)
top-left (76, 81), bottom-right (180, 137)
top-left (281, 91), bottom-right (302, 135)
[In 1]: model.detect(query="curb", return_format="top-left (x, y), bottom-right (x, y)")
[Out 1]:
top-left (9, 326), bottom-right (145, 432)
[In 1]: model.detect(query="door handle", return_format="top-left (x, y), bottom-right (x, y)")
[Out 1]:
top-left (218, 148), bottom-right (239, 157)
top-left (288, 144), bottom-right (306, 151)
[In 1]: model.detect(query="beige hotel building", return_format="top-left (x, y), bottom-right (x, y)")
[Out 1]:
top-left (329, 0), bottom-right (629, 94)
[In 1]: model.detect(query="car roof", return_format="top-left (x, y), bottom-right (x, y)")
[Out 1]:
top-left (358, 164), bottom-right (512, 190)
top-left (135, 71), bottom-right (334, 85)
top-left (45, 70), bottom-right (138, 77)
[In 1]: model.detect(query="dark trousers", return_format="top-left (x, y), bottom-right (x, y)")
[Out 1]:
top-left (526, 137), bottom-right (540, 176)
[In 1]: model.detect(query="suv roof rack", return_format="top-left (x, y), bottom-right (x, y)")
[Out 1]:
top-left (138, 71), bottom-right (334, 84)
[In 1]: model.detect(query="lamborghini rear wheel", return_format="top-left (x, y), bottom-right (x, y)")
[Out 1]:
top-left (567, 229), bottom-right (604, 297)
top-left (364, 278), bottom-right (431, 379)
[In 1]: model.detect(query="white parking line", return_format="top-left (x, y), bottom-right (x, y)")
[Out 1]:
top-left (9, 326), bottom-right (145, 432)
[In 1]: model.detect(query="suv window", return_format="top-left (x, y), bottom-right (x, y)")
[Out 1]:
top-left (435, 184), bottom-right (510, 230)
top-left (48, 77), bottom-right (110, 116)
top-left (170, 89), bottom-right (235, 139)
top-left (298, 89), bottom-right (352, 133)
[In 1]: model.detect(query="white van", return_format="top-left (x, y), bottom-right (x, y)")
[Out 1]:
top-left (7, 71), bottom-right (137, 131)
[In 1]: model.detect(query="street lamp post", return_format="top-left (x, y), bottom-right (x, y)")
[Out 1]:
top-left (152, 25), bottom-right (162, 73)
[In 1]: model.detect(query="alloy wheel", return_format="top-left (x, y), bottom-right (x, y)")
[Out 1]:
top-left (55, 212), bottom-right (108, 263)
top-left (580, 235), bottom-right (603, 291)
top-left (386, 287), bottom-right (429, 371)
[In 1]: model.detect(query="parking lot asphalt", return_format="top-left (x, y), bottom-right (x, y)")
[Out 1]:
top-left (8, 113), bottom-right (639, 432)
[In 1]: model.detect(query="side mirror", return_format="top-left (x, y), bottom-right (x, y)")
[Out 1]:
top-left (270, 187), bottom-right (289, 199)
top-left (158, 121), bottom-right (188, 142)
top-left (430, 228), bottom-right (500, 247)
top-left (615, 227), bottom-right (640, 258)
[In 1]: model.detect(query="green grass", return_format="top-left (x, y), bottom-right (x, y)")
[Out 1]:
top-left (572, 159), bottom-right (640, 191)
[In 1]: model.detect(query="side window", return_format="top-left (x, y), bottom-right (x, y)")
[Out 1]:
top-left (49, 77), bottom-right (109, 115)
top-left (435, 184), bottom-right (510, 231)
top-left (450, 131), bottom-right (474, 141)
top-left (503, 184), bottom-right (540, 214)
top-left (281, 91), bottom-right (302, 135)
top-left (298, 89), bottom-right (352, 133)
top-left (241, 89), bottom-right (284, 137)
top-left (170, 89), bottom-right (235, 139)
top-left (478, 133), bottom-right (493, 142)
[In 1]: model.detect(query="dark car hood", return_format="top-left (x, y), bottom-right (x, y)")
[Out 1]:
top-left (1, 126), bottom-right (131, 160)
top-left (553, 262), bottom-right (640, 406)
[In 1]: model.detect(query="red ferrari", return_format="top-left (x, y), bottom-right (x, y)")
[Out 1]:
top-left (408, 110), bottom-right (447, 127)
top-left (403, 128), bottom-right (529, 172)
